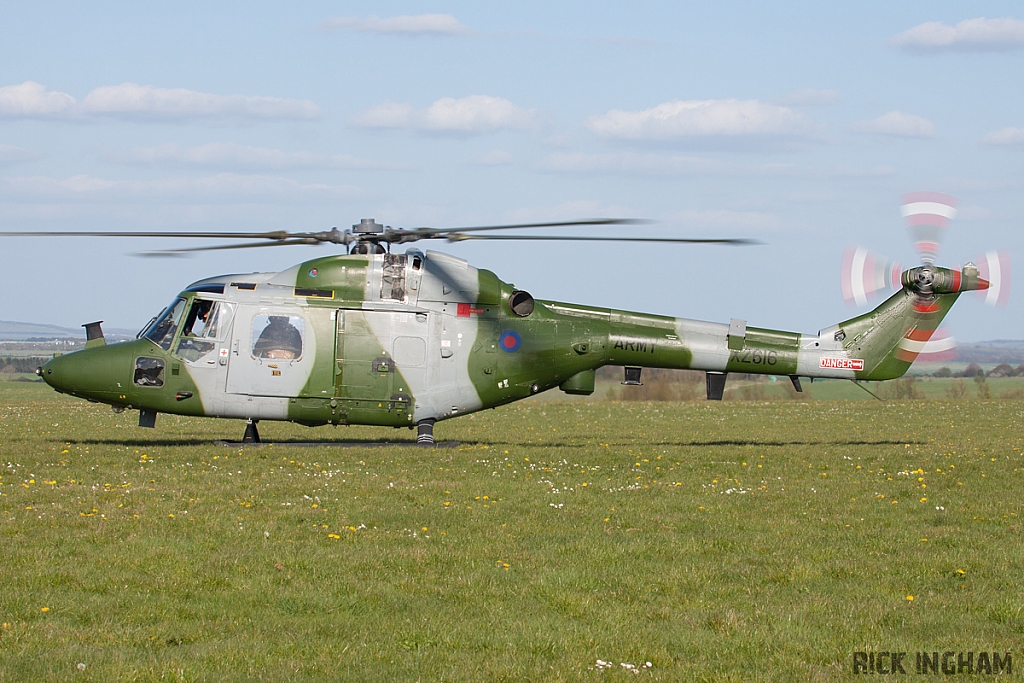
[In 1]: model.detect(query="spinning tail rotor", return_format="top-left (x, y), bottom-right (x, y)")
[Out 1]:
top-left (841, 246), bottom-right (902, 307)
top-left (978, 249), bottom-right (1012, 308)
top-left (901, 191), bottom-right (957, 265)
top-left (840, 192), bottom-right (1010, 364)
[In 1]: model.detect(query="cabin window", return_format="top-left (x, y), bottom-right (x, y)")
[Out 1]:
top-left (251, 315), bottom-right (304, 360)
top-left (142, 298), bottom-right (187, 350)
top-left (133, 357), bottom-right (165, 387)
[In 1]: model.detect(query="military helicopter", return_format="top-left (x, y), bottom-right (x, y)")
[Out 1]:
top-left (1, 207), bottom-right (997, 445)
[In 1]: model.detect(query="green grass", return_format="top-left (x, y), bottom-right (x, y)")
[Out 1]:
top-left (1, 381), bottom-right (1023, 681)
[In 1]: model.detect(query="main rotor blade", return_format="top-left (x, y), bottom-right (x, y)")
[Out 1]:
top-left (402, 218), bottom-right (649, 236)
top-left (137, 239), bottom-right (321, 256)
top-left (441, 234), bottom-right (759, 245)
top-left (0, 229), bottom-right (300, 240)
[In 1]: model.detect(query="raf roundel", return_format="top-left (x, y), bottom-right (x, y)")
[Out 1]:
top-left (308, 268), bottom-right (318, 278)
top-left (499, 330), bottom-right (521, 352)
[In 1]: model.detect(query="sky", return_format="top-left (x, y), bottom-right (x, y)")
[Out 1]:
top-left (2, 1), bottom-right (1024, 342)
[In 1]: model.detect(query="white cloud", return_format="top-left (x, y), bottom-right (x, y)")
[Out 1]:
top-left (980, 127), bottom-right (1024, 145)
top-left (540, 152), bottom-right (794, 178)
top-left (585, 99), bottom-right (814, 140)
top-left (319, 14), bottom-right (470, 36)
top-left (0, 81), bottom-right (320, 122)
top-left (892, 17), bottom-right (1024, 52)
top-left (541, 152), bottom-right (732, 175)
top-left (539, 152), bottom-right (896, 179)
top-left (101, 143), bottom-right (407, 170)
top-left (351, 95), bottom-right (538, 134)
top-left (776, 88), bottom-right (840, 106)
top-left (0, 144), bottom-right (42, 165)
top-left (0, 173), bottom-right (360, 202)
top-left (849, 111), bottom-right (936, 138)
top-left (80, 84), bottom-right (320, 121)
top-left (0, 81), bottom-right (76, 118)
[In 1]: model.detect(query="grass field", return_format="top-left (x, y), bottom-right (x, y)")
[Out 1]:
top-left (1, 380), bottom-right (1023, 681)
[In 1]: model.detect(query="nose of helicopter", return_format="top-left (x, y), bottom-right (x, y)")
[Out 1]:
top-left (39, 344), bottom-right (133, 401)
top-left (38, 357), bottom-right (61, 389)
top-left (40, 353), bottom-right (76, 394)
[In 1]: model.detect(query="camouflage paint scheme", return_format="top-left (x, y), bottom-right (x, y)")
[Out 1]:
top-left (40, 249), bottom-right (976, 431)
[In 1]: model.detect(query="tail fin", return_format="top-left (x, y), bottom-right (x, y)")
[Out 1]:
top-left (833, 264), bottom-right (985, 380)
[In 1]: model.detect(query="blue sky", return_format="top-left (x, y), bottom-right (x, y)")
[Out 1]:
top-left (2, 2), bottom-right (1023, 342)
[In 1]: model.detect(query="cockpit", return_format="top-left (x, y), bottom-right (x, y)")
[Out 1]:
top-left (140, 297), bottom-right (187, 350)
top-left (140, 296), bottom-right (233, 362)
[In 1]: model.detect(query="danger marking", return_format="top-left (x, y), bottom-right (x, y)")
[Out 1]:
top-left (820, 357), bottom-right (864, 371)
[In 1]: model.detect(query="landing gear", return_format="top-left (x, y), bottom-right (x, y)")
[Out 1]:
top-left (416, 419), bottom-right (436, 446)
top-left (243, 418), bottom-right (260, 444)
top-left (706, 372), bottom-right (727, 401)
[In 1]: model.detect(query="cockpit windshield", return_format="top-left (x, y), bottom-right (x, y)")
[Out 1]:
top-left (142, 298), bottom-right (187, 350)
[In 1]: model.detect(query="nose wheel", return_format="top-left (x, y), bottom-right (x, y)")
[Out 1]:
top-left (243, 419), bottom-right (260, 444)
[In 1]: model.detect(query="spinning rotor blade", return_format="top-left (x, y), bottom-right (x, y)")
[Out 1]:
top-left (0, 218), bottom-right (754, 252)
top-left (977, 250), bottom-right (1012, 307)
top-left (841, 245), bottom-right (902, 307)
top-left (442, 234), bottom-right (757, 245)
top-left (896, 325), bottom-right (957, 364)
top-left (894, 294), bottom-right (951, 364)
top-left (0, 229), bottom-right (302, 240)
top-left (901, 191), bottom-right (956, 265)
top-left (394, 218), bottom-right (647, 238)
top-left (137, 239), bottom-right (323, 257)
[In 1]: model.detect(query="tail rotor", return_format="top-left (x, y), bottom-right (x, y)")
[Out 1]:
top-left (901, 191), bottom-right (957, 265)
top-left (840, 192), bottom-right (1009, 365)
top-left (977, 249), bottom-right (1012, 308)
top-left (841, 246), bottom-right (901, 307)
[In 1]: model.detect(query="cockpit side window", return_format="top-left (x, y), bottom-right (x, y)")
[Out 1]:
top-left (182, 299), bottom-right (215, 338)
top-left (175, 300), bottom-right (232, 363)
top-left (142, 298), bottom-right (187, 350)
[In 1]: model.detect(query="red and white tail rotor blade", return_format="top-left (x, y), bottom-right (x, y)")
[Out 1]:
top-left (901, 191), bottom-right (957, 265)
top-left (895, 294), bottom-right (956, 363)
top-left (976, 250), bottom-right (1011, 308)
top-left (895, 326), bottom-right (957, 364)
top-left (841, 246), bottom-right (902, 307)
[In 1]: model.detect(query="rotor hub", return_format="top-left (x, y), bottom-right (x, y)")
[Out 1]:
top-left (353, 218), bottom-right (385, 235)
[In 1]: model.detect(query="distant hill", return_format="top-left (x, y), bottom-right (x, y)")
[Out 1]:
top-left (955, 340), bottom-right (1024, 365)
top-left (0, 320), bottom-right (137, 341)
